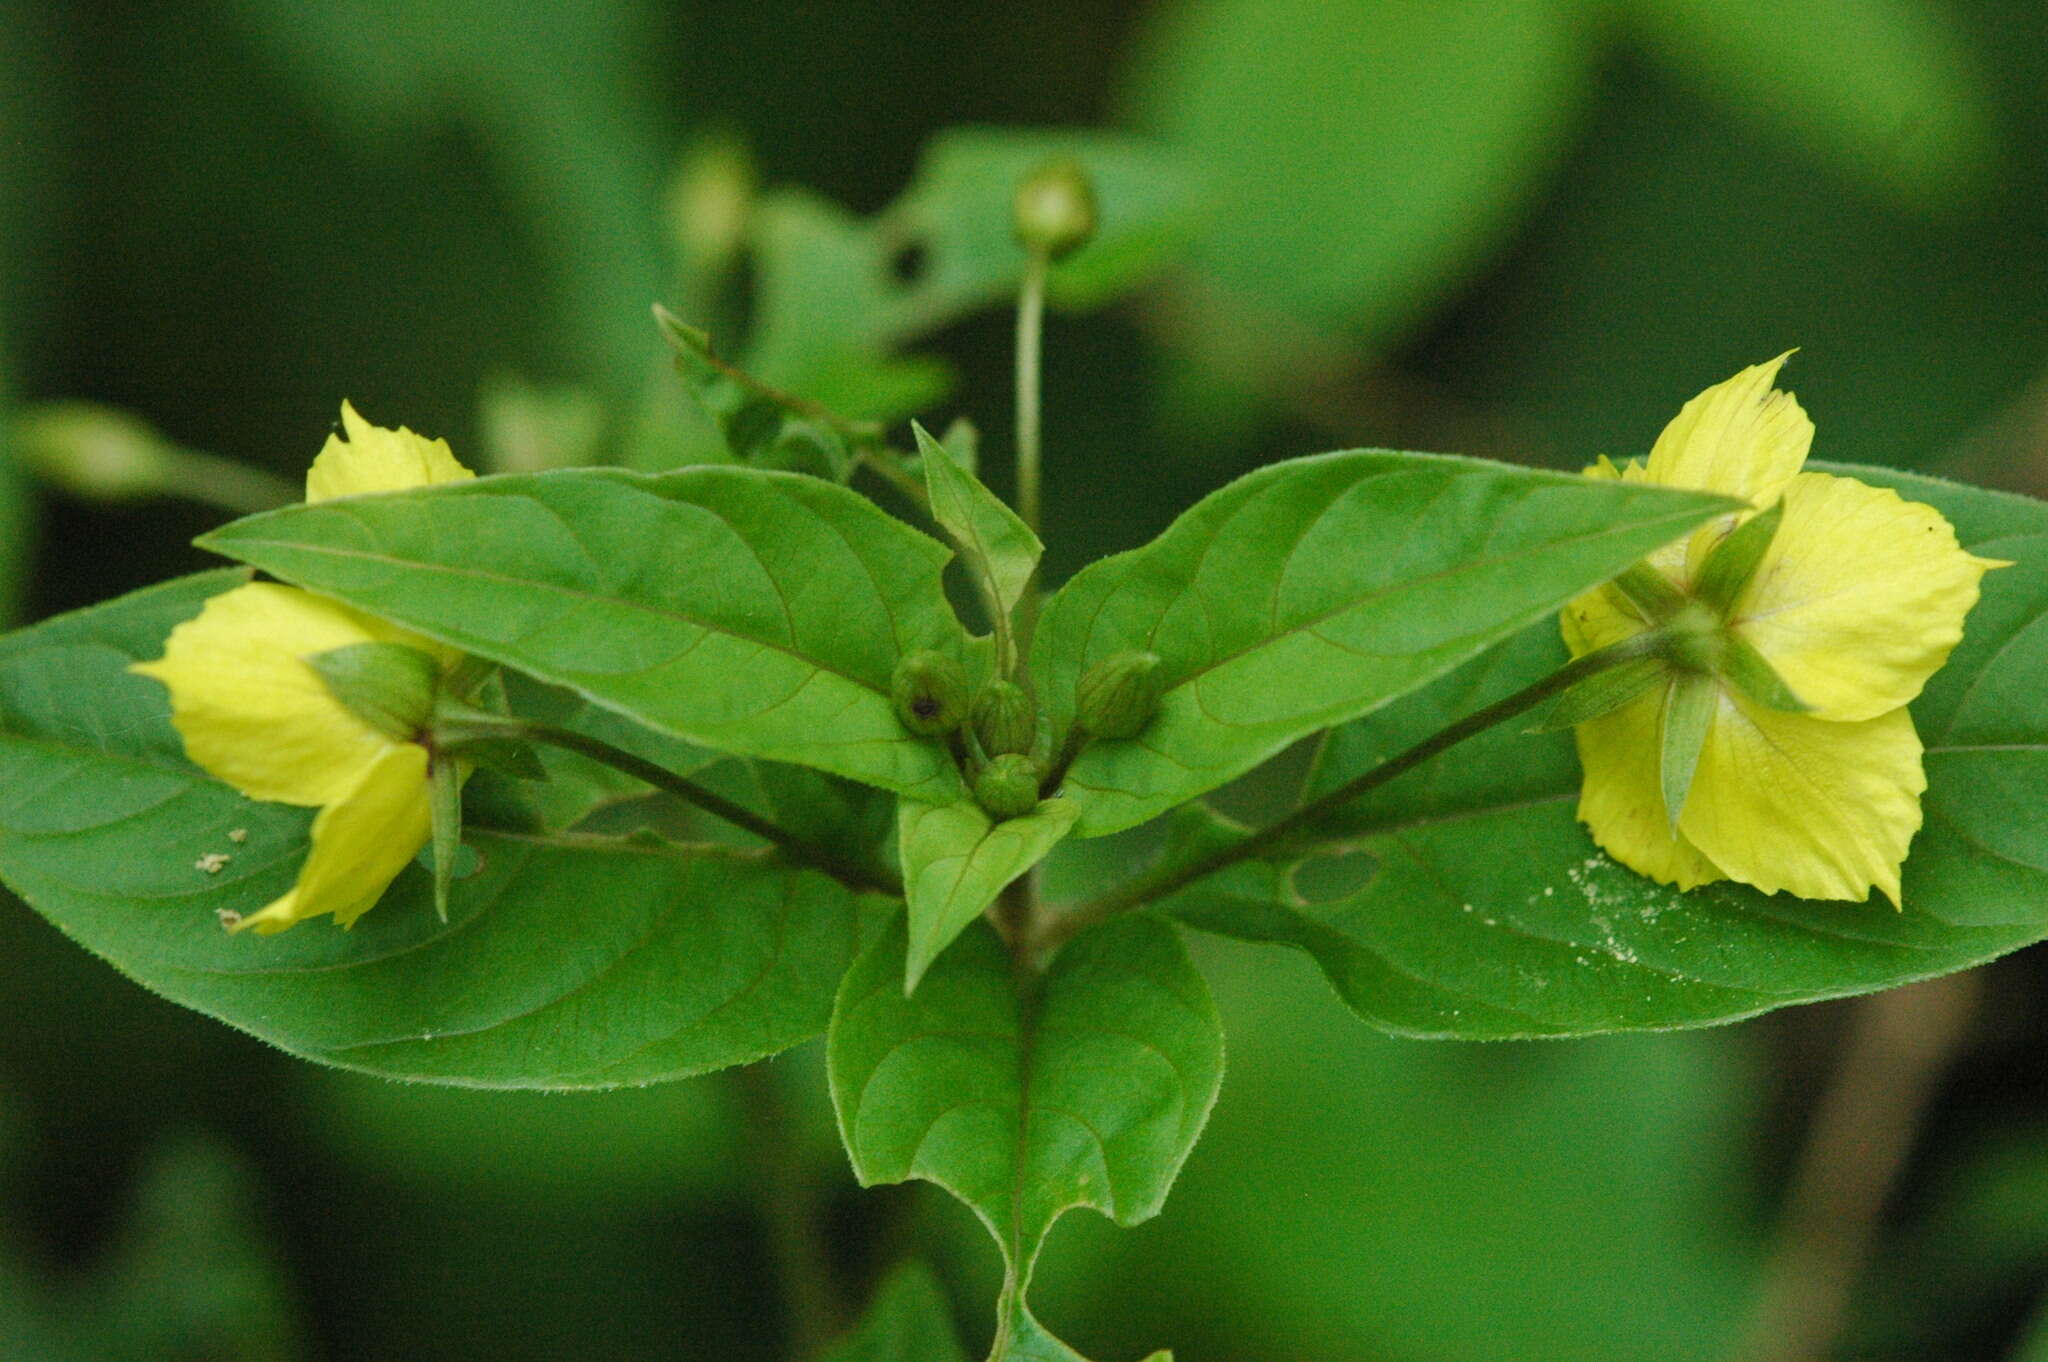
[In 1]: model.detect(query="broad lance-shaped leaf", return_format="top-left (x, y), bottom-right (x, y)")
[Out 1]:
top-left (916, 422), bottom-right (1040, 671)
top-left (1033, 449), bottom-right (1736, 837)
top-left (198, 466), bottom-right (971, 801)
top-left (1163, 464), bottom-right (2048, 1038)
top-left (899, 796), bottom-right (1080, 992)
top-left (0, 572), bottom-right (889, 1087)
top-left (830, 917), bottom-right (1219, 1361)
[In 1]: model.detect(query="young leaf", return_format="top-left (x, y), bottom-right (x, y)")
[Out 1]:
top-left (198, 466), bottom-right (972, 801)
top-left (0, 572), bottom-right (889, 1087)
top-left (916, 421), bottom-right (1042, 670)
top-left (821, 1262), bottom-right (969, 1362)
top-left (1032, 450), bottom-right (1737, 837)
top-left (1171, 465), bottom-right (2048, 1037)
top-left (898, 795), bottom-right (1080, 992)
top-left (830, 916), bottom-right (1221, 1361)
top-left (655, 310), bottom-right (858, 482)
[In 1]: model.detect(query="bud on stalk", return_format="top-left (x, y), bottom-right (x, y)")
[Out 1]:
top-left (973, 753), bottom-right (1044, 820)
top-left (891, 650), bottom-right (971, 736)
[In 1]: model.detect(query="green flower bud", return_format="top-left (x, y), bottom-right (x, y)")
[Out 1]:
top-left (973, 679), bottom-right (1037, 757)
top-left (1012, 158), bottom-right (1098, 262)
top-left (308, 641), bottom-right (441, 743)
top-left (973, 753), bottom-right (1044, 820)
top-left (12, 402), bottom-right (174, 501)
top-left (891, 650), bottom-right (970, 736)
top-left (665, 126), bottom-right (756, 274)
top-left (1075, 650), bottom-right (1163, 741)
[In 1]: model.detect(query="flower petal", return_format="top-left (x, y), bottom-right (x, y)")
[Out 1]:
top-left (1572, 684), bottom-right (1726, 891)
top-left (1732, 471), bottom-right (2002, 721)
top-left (1678, 694), bottom-right (1924, 905)
top-left (131, 583), bottom-right (411, 806)
top-left (1644, 352), bottom-right (1811, 507)
top-left (305, 401), bottom-right (475, 502)
top-left (233, 743), bottom-right (433, 933)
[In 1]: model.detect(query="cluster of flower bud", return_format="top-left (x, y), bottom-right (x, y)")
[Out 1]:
top-left (889, 645), bottom-right (1166, 822)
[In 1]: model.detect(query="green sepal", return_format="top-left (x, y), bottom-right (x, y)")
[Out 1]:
top-left (1610, 563), bottom-right (1685, 623)
top-left (1694, 499), bottom-right (1783, 618)
top-left (1530, 655), bottom-right (1667, 732)
top-left (428, 754), bottom-right (463, 925)
top-left (1719, 633), bottom-right (1809, 713)
top-left (1659, 674), bottom-right (1717, 831)
top-left (307, 641), bottom-right (440, 743)
top-left (1074, 649), bottom-right (1164, 740)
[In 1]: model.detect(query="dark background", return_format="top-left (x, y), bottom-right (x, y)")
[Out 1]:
top-left (2, 2), bottom-right (2045, 1359)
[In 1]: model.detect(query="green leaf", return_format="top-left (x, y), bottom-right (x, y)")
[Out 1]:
top-left (1626, 0), bottom-right (1996, 209)
top-left (0, 572), bottom-right (889, 1087)
top-left (879, 126), bottom-right (1202, 317)
top-left (1129, 0), bottom-right (1587, 358)
top-left (899, 796), bottom-right (1081, 993)
top-left (1172, 464), bottom-right (2048, 1037)
top-left (821, 1262), bottom-right (969, 1362)
top-left (1032, 450), bottom-right (1737, 837)
top-left (199, 467), bottom-right (972, 801)
top-left (916, 422), bottom-right (1041, 668)
top-left (830, 915), bottom-right (1221, 1360)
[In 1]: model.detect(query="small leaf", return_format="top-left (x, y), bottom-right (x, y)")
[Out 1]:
top-left (1658, 673), bottom-right (1715, 830)
top-left (830, 915), bottom-right (1221, 1359)
top-left (655, 309), bottom-right (858, 482)
top-left (0, 572), bottom-right (889, 1087)
top-left (821, 1262), bottom-right (968, 1362)
top-left (898, 795), bottom-right (1080, 992)
top-left (1032, 450), bottom-right (1737, 836)
top-left (916, 422), bottom-right (1042, 669)
top-left (199, 467), bottom-right (972, 801)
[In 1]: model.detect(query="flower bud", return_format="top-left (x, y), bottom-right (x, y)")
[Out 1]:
top-left (308, 641), bottom-right (441, 743)
top-left (12, 402), bottom-right (174, 501)
top-left (1074, 650), bottom-right (1163, 741)
top-left (973, 679), bottom-right (1037, 757)
top-left (890, 650), bottom-right (970, 736)
top-left (973, 753), bottom-right (1044, 820)
top-left (1012, 158), bottom-right (1098, 262)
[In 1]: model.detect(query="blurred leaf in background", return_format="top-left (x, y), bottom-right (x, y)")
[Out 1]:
top-left (0, 1115), bottom-right (303, 1362)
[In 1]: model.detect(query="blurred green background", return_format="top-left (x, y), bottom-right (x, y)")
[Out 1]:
top-left (3, 1), bottom-right (2047, 1358)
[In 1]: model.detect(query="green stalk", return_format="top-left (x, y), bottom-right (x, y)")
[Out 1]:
top-left (441, 713), bottom-right (902, 897)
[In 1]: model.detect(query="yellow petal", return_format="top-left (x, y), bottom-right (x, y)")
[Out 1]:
top-left (131, 583), bottom-right (414, 806)
top-left (1644, 353), bottom-right (1811, 507)
top-left (232, 744), bottom-right (433, 933)
top-left (1572, 684), bottom-right (1726, 892)
top-left (305, 401), bottom-right (475, 502)
top-left (1678, 695), bottom-right (1924, 905)
top-left (1731, 471), bottom-right (2002, 721)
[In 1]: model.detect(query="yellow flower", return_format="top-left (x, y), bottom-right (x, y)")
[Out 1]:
top-left (1561, 355), bottom-right (2002, 904)
top-left (131, 404), bottom-right (474, 933)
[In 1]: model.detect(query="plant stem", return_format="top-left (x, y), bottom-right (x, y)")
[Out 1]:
top-left (1735, 972), bottom-right (1981, 1362)
top-left (733, 1061), bottom-right (844, 1360)
top-left (1012, 251), bottom-right (1050, 673)
top-left (1045, 634), bottom-right (1662, 946)
top-left (446, 716), bottom-right (903, 897)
